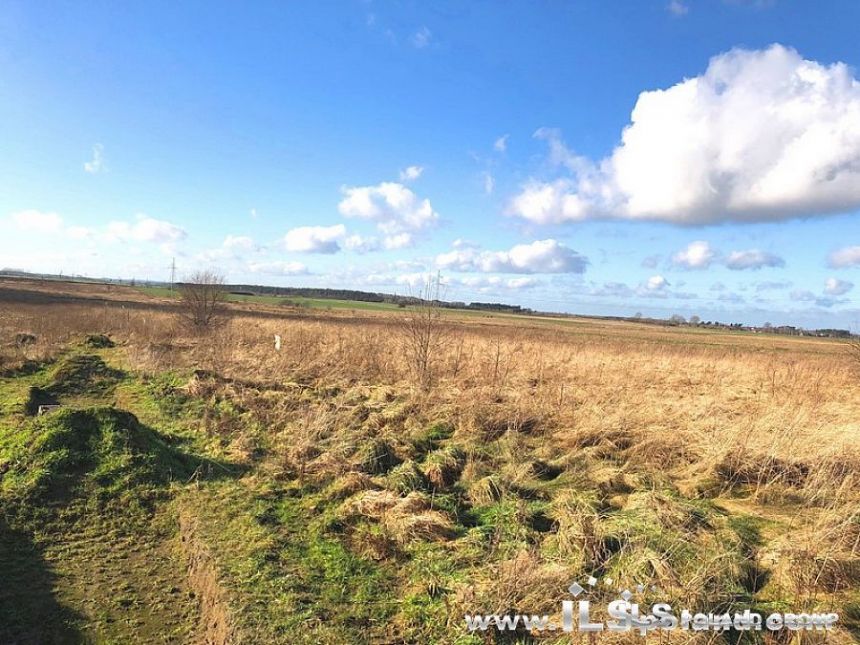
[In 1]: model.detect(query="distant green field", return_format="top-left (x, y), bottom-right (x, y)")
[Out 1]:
top-left (134, 286), bottom-right (405, 311)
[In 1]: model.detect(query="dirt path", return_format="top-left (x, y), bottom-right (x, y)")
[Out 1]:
top-left (33, 502), bottom-right (200, 644)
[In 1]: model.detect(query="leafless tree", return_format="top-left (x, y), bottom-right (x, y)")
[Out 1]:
top-left (178, 270), bottom-right (226, 329)
top-left (400, 273), bottom-right (448, 390)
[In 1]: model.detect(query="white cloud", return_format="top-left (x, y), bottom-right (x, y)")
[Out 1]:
top-left (825, 277), bottom-right (853, 296)
top-left (724, 249), bottom-right (785, 270)
top-left (343, 234), bottom-right (380, 254)
top-left (509, 45), bottom-right (860, 225)
top-left (494, 134), bottom-right (509, 153)
top-left (790, 289), bottom-right (816, 302)
top-left (338, 181), bottom-right (439, 234)
top-left (9, 209), bottom-right (64, 233)
top-left (508, 179), bottom-right (588, 224)
top-left (383, 232), bottom-right (413, 250)
top-left (672, 241), bottom-right (715, 269)
top-left (672, 241), bottom-right (785, 271)
top-left (223, 235), bottom-right (256, 252)
top-left (411, 26), bottom-right (432, 49)
top-left (667, 0), bottom-right (689, 15)
top-left (399, 165), bottom-right (424, 182)
top-left (646, 275), bottom-right (669, 291)
top-left (452, 276), bottom-right (539, 292)
top-left (829, 246), bottom-right (860, 268)
top-left (483, 172), bottom-right (495, 195)
top-left (436, 239), bottom-right (588, 274)
top-left (506, 277), bottom-right (539, 289)
top-left (590, 278), bottom-right (694, 300)
top-left (395, 272), bottom-right (432, 288)
top-left (452, 238), bottom-right (479, 249)
top-left (248, 260), bottom-right (308, 276)
top-left (199, 235), bottom-right (258, 262)
top-left (107, 215), bottom-right (187, 244)
top-left (283, 224), bottom-right (345, 254)
top-left (84, 143), bottom-right (106, 174)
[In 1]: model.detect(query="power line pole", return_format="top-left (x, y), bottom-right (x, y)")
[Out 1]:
top-left (169, 257), bottom-right (176, 291)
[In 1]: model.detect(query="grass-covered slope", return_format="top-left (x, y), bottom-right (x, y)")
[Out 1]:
top-left (0, 347), bottom-right (232, 644)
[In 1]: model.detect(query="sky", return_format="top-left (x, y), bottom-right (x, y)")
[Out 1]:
top-left (4, 1), bottom-right (860, 328)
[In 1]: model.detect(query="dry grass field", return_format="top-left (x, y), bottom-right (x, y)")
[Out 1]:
top-left (1, 277), bottom-right (859, 643)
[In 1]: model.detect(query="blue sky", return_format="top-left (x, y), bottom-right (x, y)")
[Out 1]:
top-left (4, 1), bottom-right (860, 328)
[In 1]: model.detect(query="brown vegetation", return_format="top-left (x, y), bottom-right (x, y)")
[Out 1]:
top-left (2, 277), bottom-right (859, 642)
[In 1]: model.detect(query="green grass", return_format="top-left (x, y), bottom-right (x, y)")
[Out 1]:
top-left (135, 286), bottom-right (408, 311)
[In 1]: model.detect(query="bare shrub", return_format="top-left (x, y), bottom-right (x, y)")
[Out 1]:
top-left (399, 274), bottom-right (448, 390)
top-left (178, 270), bottom-right (226, 330)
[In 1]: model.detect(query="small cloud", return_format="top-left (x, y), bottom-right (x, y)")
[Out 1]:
top-left (198, 235), bottom-right (257, 263)
top-left (452, 276), bottom-right (540, 292)
top-left (506, 277), bottom-right (539, 289)
top-left (672, 241), bottom-right (715, 270)
top-left (436, 239), bottom-right (588, 274)
top-left (724, 249), bottom-right (785, 270)
top-left (667, 0), bottom-right (689, 15)
top-left (107, 215), bottom-right (187, 244)
top-left (399, 165), bottom-right (424, 182)
top-left (646, 275), bottom-right (669, 291)
top-left (84, 143), bottom-right (106, 174)
top-left (250, 208), bottom-right (258, 219)
top-left (383, 232), bottom-right (413, 250)
top-left (223, 235), bottom-right (256, 252)
top-left (825, 277), bottom-right (853, 296)
top-left (343, 234), bottom-right (380, 254)
top-left (283, 224), bottom-right (345, 254)
top-left (338, 180), bottom-right (439, 234)
top-left (829, 246), bottom-right (860, 268)
top-left (411, 26), bottom-right (432, 49)
top-left (483, 172), bottom-right (495, 195)
top-left (493, 135), bottom-right (509, 153)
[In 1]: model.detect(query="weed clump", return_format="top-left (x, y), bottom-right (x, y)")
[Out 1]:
top-left (385, 460), bottom-right (430, 494)
top-left (356, 438), bottom-right (401, 475)
top-left (409, 421), bottom-right (454, 456)
top-left (422, 445), bottom-right (466, 489)
top-left (84, 334), bottom-right (115, 349)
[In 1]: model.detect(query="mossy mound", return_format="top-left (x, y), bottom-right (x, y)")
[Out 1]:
top-left (47, 354), bottom-right (125, 398)
top-left (0, 407), bottom-right (201, 503)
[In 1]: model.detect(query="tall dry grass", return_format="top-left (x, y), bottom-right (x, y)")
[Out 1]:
top-left (3, 290), bottom-right (859, 641)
